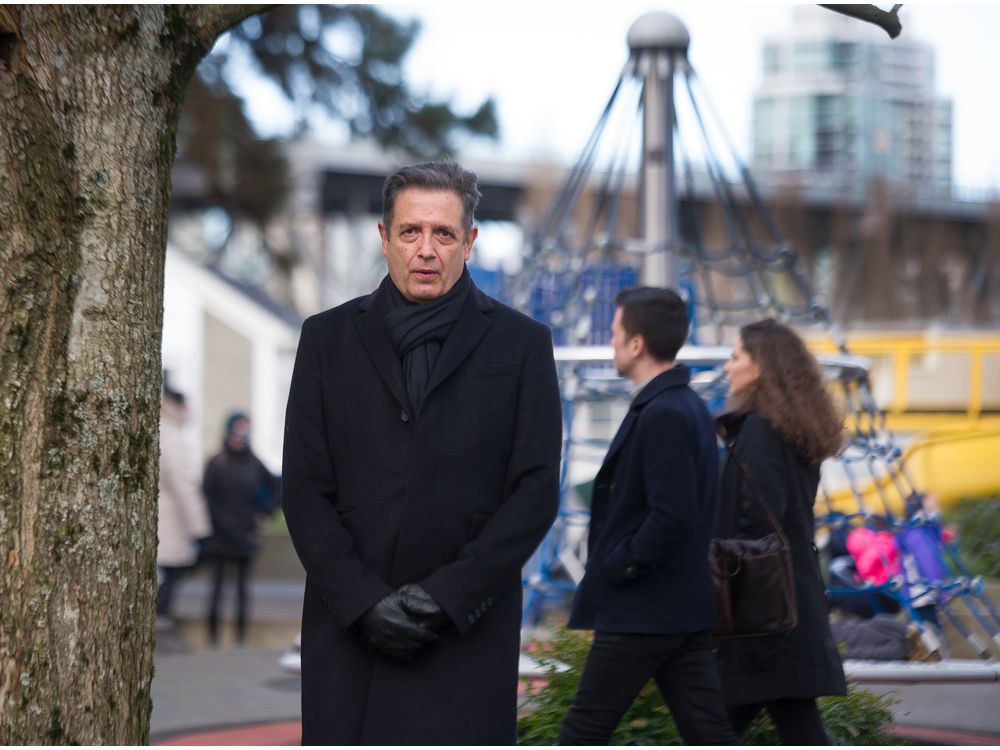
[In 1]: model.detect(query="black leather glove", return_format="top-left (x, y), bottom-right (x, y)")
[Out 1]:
top-left (398, 583), bottom-right (452, 631)
top-left (359, 591), bottom-right (438, 661)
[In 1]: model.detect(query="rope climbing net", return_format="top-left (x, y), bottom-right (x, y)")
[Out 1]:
top-left (517, 50), bottom-right (1000, 658)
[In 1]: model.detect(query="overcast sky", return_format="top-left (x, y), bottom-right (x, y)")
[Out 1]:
top-left (245, 3), bottom-right (1000, 194)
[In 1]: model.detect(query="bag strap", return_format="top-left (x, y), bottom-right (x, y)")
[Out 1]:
top-left (723, 435), bottom-right (790, 547)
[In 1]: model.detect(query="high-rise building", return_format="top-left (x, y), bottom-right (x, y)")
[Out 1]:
top-left (751, 7), bottom-right (952, 194)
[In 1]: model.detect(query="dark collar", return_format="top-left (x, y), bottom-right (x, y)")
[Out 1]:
top-left (631, 364), bottom-right (691, 410)
top-left (715, 410), bottom-right (753, 443)
top-left (358, 270), bottom-right (495, 316)
top-left (353, 271), bottom-right (495, 414)
top-left (601, 364), bottom-right (692, 466)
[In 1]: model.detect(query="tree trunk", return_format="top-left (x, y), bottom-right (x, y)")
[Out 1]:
top-left (0, 6), bottom-right (259, 743)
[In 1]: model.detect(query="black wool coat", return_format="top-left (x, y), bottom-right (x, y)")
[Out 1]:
top-left (568, 366), bottom-right (719, 635)
top-left (714, 411), bottom-right (847, 706)
top-left (281, 280), bottom-right (562, 745)
top-left (200, 447), bottom-right (276, 559)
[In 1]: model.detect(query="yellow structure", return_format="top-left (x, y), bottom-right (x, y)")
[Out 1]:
top-left (807, 331), bottom-right (1000, 428)
top-left (905, 427), bottom-right (1000, 504)
top-left (822, 427), bottom-right (1000, 517)
top-left (807, 331), bottom-right (1000, 513)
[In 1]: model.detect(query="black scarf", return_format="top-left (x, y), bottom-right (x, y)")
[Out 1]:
top-left (383, 267), bottom-right (472, 414)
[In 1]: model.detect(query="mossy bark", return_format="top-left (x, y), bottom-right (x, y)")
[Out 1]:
top-left (0, 5), bottom-right (260, 743)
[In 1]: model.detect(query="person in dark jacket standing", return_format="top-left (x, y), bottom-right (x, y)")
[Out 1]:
top-left (282, 161), bottom-right (562, 745)
top-left (560, 287), bottom-right (738, 745)
top-left (201, 412), bottom-right (277, 646)
top-left (715, 318), bottom-right (847, 744)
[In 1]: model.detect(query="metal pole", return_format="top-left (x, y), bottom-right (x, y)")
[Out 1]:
top-left (639, 50), bottom-right (676, 288)
top-left (628, 12), bottom-right (688, 289)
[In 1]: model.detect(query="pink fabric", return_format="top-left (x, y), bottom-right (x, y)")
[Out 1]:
top-left (846, 527), bottom-right (902, 585)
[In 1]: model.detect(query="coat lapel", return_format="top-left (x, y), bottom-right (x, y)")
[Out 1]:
top-left (603, 412), bottom-right (638, 467)
top-left (423, 285), bottom-right (493, 404)
top-left (354, 287), bottom-right (412, 413)
top-left (599, 365), bottom-right (692, 468)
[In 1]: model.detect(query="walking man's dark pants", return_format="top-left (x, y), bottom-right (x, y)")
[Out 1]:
top-left (559, 631), bottom-right (740, 745)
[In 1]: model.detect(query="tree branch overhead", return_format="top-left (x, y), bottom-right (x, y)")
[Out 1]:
top-left (819, 4), bottom-right (903, 39)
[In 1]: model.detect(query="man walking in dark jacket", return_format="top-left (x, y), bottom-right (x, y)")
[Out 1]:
top-left (282, 161), bottom-right (562, 744)
top-left (560, 287), bottom-right (738, 745)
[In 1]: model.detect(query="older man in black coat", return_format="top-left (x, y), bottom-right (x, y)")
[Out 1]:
top-left (282, 161), bottom-right (562, 745)
top-left (560, 288), bottom-right (738, 745)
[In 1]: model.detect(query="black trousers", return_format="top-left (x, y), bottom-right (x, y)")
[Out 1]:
top-left (559, 631), bottom-right (740, 745)
top-left (729, 698), bottom-right (830, 745)
top-left (156, 565), bottom-right (191, 618)
top-left (204, 555), bottom-right (252, 644)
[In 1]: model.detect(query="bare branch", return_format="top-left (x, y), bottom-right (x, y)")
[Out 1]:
top-left (819, 4), bottom-right (903, 39)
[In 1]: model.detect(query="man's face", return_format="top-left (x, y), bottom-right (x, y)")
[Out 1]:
top-left (379, 188), bottom-right (477, 303)
top-left (610, 306), bottom-right (639, 380)
top-left (228, 418), bottom-right (251, 449)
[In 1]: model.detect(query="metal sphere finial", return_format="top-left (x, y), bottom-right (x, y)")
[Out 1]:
top-left (627, 11), bottom-right (690, 54)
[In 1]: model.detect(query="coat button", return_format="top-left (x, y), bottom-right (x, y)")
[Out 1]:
top-left (609, 483), bottom-right (616, 493)
top-left (468, 613), bottom-right (476, 624)
top-left (624, 565), bottom-right (637, 579)
top-left (400, 410), bottom-right (409, 422)
top-left (486, 596), bottom-right (493, 607)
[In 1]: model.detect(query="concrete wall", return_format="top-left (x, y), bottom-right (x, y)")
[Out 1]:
top-left (201, 311), bottom-right (254, 460)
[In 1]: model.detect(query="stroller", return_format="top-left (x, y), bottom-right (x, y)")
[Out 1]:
top-left (823, 485), bottom-right (1000, 660)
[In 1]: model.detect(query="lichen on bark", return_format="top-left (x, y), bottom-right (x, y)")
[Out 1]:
top-left (0, 5), bottom-right (263, 744)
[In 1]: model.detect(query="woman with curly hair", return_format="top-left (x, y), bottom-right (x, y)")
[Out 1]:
top-left (714, 318), bottom-right (847, 744)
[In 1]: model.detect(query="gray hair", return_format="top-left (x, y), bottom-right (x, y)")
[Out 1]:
top-left (382, 161), bottom-right (481, 235)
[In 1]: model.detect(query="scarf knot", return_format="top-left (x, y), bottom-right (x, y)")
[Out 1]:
top-left (383, 268), bottom-right (471, 414)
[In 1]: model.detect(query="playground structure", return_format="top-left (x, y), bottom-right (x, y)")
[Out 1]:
top-left (822, 425), bottom-right (1000, 517)
top-left (814, 331), bottom-right (1000, 513)
top-left (808, 332), bottom-right (1000, 432)
top-left (517, 12), bottom-right (1000, 660)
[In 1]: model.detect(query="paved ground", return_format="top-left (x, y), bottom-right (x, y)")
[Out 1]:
top-left (863, 680), bottom-right (1000, 742)
top-left (151, 647), bottom-right (299, 742)
top-left (151, 578), bottom-right (1000, 745)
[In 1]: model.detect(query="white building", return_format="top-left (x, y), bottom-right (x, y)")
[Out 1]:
top-left (161, 244), bottom-right (300, 474)
top-left (751, 6), bottom-right (952, 194)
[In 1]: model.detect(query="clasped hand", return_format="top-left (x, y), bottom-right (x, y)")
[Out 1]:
top-left (359, 584), bottom-right (450, 661)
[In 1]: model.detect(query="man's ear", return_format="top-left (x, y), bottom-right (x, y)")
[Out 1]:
top-left (630, 333), bottom-right (646, 359)
top-left (463, 226), bottom-right (478, 261)
top-left (378, 223), bottom-right (389, 258)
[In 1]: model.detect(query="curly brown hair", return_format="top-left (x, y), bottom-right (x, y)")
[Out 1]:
top-left (729, 319), bottom-right (844, 465)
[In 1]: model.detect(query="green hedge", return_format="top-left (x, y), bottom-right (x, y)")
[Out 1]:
top-left (518, 628), bottom-right (900, 745)
top-left (945, 495), bottom-right (1000, 579)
